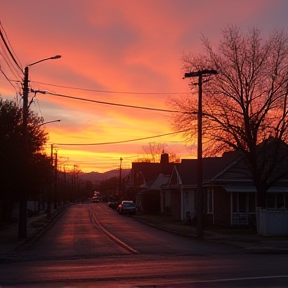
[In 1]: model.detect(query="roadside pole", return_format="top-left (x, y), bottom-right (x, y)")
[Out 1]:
top-left (183, 69), bottom-right (217, 238)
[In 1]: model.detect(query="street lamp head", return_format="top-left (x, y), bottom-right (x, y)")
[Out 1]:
top-left (51, 55), bottom-right (61, 59)
top-left (27, 55), bottom-right (62, 67)
top-left (39, 119), bottom-right (61, 127)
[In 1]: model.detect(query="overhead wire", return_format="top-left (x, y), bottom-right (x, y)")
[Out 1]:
top-left (0, 22), bottom-right (23, 103)
top-left (53, 129), bottom-right (190, 146)
top-left (30, 80), bottom-right (190, 95)
top-left (0, 67), bottom-right (18, 91)
top-left (36, 90), bottom-right (193, 114)
top-left (36, 90), bottom-right (192, 151)
top-left (0, 22), bottom-right (23, 70)
top-left (0, 49), bottom-right (23, 81)
top-left (0, 25), bottom-right (22, 73)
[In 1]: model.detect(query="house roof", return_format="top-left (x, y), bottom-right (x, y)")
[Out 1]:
top-left (176, 152), bottom-right (240, 186)
top-left (168, 151), bottom-right (242, 187)
top-left (223, 185), bottom-right (288, 193)
top-left (149, 173), bottom-right (170, 189)
top-left (129, 157), bottom-right (175, 188)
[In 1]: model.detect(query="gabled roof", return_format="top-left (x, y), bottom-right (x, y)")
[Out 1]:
top-left (210, 154), bottom-right (251, 183)
top-left (130, 161), bottom-right (175, 187)
top-left (149, 173), bottom-right (170, 189)
top-left (169, 151), bottom-right (241, 187)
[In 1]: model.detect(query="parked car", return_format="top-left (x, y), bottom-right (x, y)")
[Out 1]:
top-left (117, 201), bottom-right (137, 215)
top-left (90, 196), bottom-right (99, 203)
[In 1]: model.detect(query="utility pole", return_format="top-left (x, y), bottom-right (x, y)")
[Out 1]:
top-left (119, 157), bottom-right (123, 197)
top-left (18, 55), bottom-right (61, 239)
top-left (183, 69), bottom-right (217, 238)
top-left (54, 149), bottom-right (58, 209)
top-left (18, 66), bottom-right (29, 239)
top-left (47, 144), bottom-right (54, 219)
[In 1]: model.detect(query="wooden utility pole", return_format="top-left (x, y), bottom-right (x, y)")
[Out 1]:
top-left (18, 66), bottom-right (29, 239)
top-left (18, 55), bottom-right (61, 238)
top-left (46, 144), bottom-right (54, 219)
top-left (54, 150), bottom-right (58, 209)
top-left (118, 157), bottom-right (123, 196)
top-left (183, 69), bottom-right (217, 238)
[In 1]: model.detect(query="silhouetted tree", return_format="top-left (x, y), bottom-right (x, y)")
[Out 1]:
top-left (97, 177), bottom-right (119, 196)
top-left (170, 25), bottom-right (288, 208)
top-left (0, 98), bottom-right (48, 221)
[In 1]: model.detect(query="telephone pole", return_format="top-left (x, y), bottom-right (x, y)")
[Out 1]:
top-left (119, 157), bottom-right (123, 197)
top-left (183, 69), bottom-right (217, 238)
top-left (18, 66), bottom-right (29, 239)
top-left (18, 55), bottom-right (61, 239)
top-left (54, 149), bottom-right (58, 209)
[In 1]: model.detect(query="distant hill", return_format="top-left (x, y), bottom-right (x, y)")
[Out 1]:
top-left (79, 169), bottom-right (130, 184)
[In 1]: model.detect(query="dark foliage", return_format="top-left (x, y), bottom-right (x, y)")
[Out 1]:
top-left (0, 98), bottom-right (48, 221)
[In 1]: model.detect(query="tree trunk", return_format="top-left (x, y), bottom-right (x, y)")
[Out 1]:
top-left (257, 190), bottom-right (267, 209)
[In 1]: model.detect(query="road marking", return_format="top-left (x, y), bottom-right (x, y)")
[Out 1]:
top-left (89, 206), bottom-right (140, 254)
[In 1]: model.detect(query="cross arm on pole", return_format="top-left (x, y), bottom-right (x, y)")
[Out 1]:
top-left (183, 69), bottom-right (217, 79)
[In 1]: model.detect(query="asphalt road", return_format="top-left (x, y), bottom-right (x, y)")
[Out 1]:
top-left (0, 203), bottom-right (287, 287)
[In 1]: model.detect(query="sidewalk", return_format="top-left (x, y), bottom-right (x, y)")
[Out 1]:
top-left (133, 213), bottom-right (288, 254)
top-left (0, 207), bottom-right (65, 258)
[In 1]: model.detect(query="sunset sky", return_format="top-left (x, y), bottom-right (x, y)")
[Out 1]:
top-left (1, 0), bottom-right (288, 173)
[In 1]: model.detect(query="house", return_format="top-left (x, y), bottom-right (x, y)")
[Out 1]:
top-left (143, 173), bottom-right (170, 213)
top-left (163, 151), bottom-right (288, 228)
top-left (125, 142), bottom-right (288, 230)
top-left (123, 153), bottom-right (175, 211)
top-left (162, 152), bottom-right (239, 222)
top-left (203, 154), bottom-right (288, 228)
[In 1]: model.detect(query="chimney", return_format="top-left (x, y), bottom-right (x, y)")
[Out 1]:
top-left (160, 152), bottom-right (169, 165)
top-left (160, 152), bottom-right (170, 174)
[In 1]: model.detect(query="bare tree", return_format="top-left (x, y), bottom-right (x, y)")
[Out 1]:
top-left (142, 142), bottom-right (167, 163)
top-left (141, 142), bottom-right (180, 163)
top-left (170, 25), bottom-right (288, 207)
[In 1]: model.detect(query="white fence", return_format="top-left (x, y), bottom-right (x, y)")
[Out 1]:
top-left (257, 208), bottom-right (288, 236)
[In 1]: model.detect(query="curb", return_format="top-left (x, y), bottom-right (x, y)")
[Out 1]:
top-left (19, 206), bottom-right (67, 249)
top-left (133, 216), bottom-right (288, 254)
top-left (1, 206), bottom-right (67, 258)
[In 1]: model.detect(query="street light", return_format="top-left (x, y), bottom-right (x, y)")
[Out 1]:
top-left (19, 55), bottom-right (61, 239)
top-left (28, 55), bottom-right (61, 67)
top-left (183, 69), bottom-right (217, 238)
top-left (39, 119), bottom-right (61, 127)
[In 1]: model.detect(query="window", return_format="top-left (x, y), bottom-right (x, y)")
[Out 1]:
top-left (232, 193), bottom-right (256, 213)
top-left (267, 193), bottom-right (287, 209)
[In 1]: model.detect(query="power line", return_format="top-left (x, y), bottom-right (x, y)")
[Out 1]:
top-left (0, 49), bottom-right (23, 81)
top-left (53, 129), bottom-right (189, 146)
top-left (30, 80), bottom-right (190, 95)
top-left (0, 22), bottom-right (23, 69)
top-left (34, 90), bottom-right (193, 114)
top-left (0, 24), bottom-right (22, 73)
top-left (0, 67), bottom-right (18, 91)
